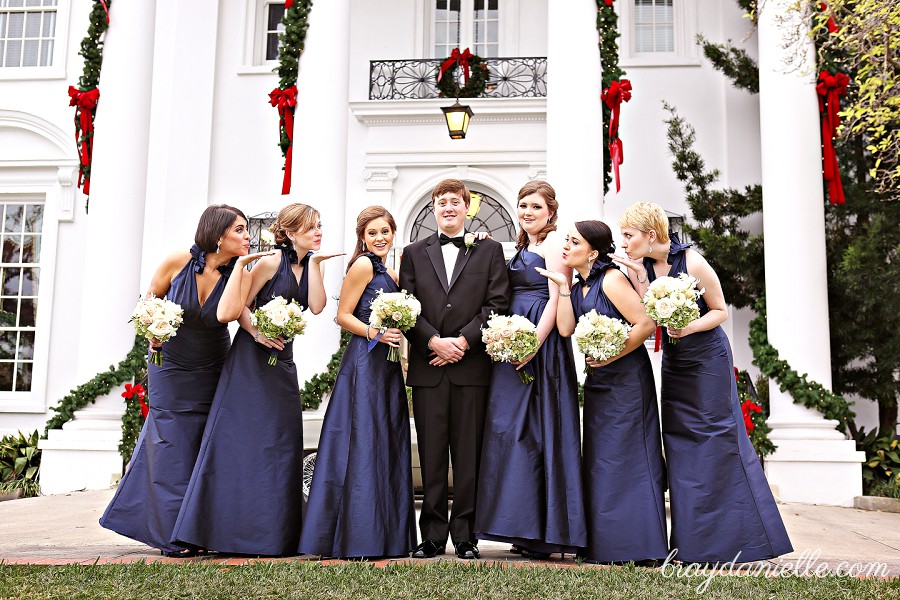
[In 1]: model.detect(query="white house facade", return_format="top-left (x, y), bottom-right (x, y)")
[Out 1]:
top-left (0, 0), bottom-right (868, 503)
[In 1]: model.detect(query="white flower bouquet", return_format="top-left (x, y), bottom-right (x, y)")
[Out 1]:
top-left (641, 273), bottom-right (705, 344)
top-left (573, 309), bottom-right (631, 374)
top-left (129, 295), bottom-right (184, 366)
top-left (250, 296), bottom-right (307, 365)
top-left (368, 289), bottom-right (421, 362)
top-left (481, 313), bottom-right (540, 384)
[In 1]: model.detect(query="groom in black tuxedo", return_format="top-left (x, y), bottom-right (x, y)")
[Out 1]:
top-left (399, 179), bottom-right (510, 560)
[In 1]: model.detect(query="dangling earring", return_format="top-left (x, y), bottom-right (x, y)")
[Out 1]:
top-left (216, 241), bottom-right (221, 254)
top-left (648, 242), bottom-right (653, 254)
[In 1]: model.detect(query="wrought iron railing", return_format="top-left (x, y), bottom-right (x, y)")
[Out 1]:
top-left (369, 57), bottom-right (547, 100)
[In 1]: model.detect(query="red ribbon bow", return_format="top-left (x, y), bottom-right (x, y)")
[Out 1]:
top-left (285, 0), bottom-right (294, 8)
top-left (68, 86), bottom-right (101, 195)
top-left (601, 79), bottom-right (632, 193)
top-left (816, 70), bottom-right (849, 205)
top-left (604, 0), bottom-right (614, 5)
top-left (741, 400), bottom-right (762, 432)
top-left (438, 47), bottom-right (473, 83)
top-left (269, 85), bottom-right (298, 195)
top-left (99, 0), bottom-right (110, 23)
top-left (121, 383), bottom-right (148, 418)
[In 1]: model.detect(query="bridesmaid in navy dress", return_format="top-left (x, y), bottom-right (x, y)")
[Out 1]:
top-left (614, 201), bottom-right (792, 563)
top-left (538, 220), bottom-right (668, 565)
top-left (475, 181), bottom-right (585, 559)
top-left (299, 206), bottom-right (417, 559)
top-left (100, 205), bottom-right (252, 557)
top-left (171, 203), bottom-right (341, 556)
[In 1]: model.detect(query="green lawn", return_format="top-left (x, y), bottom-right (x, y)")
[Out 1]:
top-left (0, 562), bottom-right (897, 599)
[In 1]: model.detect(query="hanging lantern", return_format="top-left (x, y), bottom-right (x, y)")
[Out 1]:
top-left (441, 101), bottom-right (474, 139)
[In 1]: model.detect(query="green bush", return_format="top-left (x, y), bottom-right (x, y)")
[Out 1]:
top-left (0, 429), bottom-right (41, 497)
top-left (856, 429), bottom-right (900, 494)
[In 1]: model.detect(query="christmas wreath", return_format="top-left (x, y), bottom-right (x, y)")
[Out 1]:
top-left (436, 48), bottom-right (488, 98)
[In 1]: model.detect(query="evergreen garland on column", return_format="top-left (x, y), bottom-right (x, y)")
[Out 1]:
top-left (269, 0), bottom-right (313, 195)
top-left (595, 1), bottom-right (628, 196)
top-left (67, 0), bottom-right (112, 209)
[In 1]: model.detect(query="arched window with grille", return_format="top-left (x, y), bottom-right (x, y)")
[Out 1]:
top-left (408, 190), bottom-right (515, 243)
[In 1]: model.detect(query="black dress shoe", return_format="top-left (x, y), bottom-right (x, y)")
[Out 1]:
top-left (412, 539), bottom-right (446, 558)
top-left (455, 541), bottom-right (480, 560)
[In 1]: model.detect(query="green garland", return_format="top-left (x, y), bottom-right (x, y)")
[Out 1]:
top-left (436, 54), bottom-right (488, 99)
top-left (275, 1), bottom-right (313, 90)
top-left (299, 330), bottom-right (350, 411)
top-left (596, 1), bottom-right (626, 196)
top-left (119, 377), bottom-right (148, 461)
top-left (76, 1), bottom-right (111, 91)
top-left (43, 335), bottom-right (147, 435)
top-left (749, 296), bottom-right (855, 434)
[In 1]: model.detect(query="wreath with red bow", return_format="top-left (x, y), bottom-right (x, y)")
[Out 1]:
top-left (436, 48), bottom-right (488, 99)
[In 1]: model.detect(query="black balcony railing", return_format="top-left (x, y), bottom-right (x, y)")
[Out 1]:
top-left (369, 57), bottom-right (547, 100)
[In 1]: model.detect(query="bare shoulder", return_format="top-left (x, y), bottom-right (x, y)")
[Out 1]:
top-left (158, 250), bottom-right (192, 278)
top-left (684, 247), bottom-right (715, 274)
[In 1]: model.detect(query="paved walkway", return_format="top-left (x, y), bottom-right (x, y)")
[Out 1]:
top-left (1, 489), bottom-right (899, 576)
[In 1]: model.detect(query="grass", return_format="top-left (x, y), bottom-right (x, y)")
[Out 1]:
top-left (0, 562), bottom-right (898, 600)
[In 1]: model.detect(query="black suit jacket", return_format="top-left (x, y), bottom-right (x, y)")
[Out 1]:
top-left (399, 233), bottom-right (510, 387)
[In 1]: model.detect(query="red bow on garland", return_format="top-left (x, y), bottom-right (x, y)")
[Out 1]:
top-left (601, 79), bottom-right (632, 193)
top-left (269, 85), bottom-right (299, 195)
top-left (68, 86), bottom-right (100, 196)
top-left (121, 383), bottom-right (148, 419)
top-left (285, 0), bottom-right (294, 8)
top-left (816, 70), bottom-right (849, 205)
top-left (438, 47), bottom-right (473, 83)
top-left (99, 0), bottom-right (110, 23)
top-left (741, 399), bottom-right (762, 432)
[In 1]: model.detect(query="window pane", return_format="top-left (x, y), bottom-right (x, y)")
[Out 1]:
top-left (0, 363), bottom-right (13, 392)
top-left (0, 331), bottom-right (15, 359)
top-left (266, 32), bottom-right (279, 60)
top-left (21, 267), bottom-right (37, 295)
top-left (4, 205), bottom-right (23, 233)
top-left (15, 361), bottom-right (31, 391)
top-left (5, 40), bottom-right (21, 67)
top-left (0, 14), bottom-right (6, 34)
top-left (436, 0), bottom-right (447, 10)
top-left (7, 11), bottom-right (23, 37)
top-left (657, 26), bottom-right (674, 52)
top-left (42, 11), bottom-right (54, 37)
top-left (634, 24), bottom-right (654, 52)
top-left (24, 202), bottom-right (42, 234)
top-left (449, 0), bottom-right (460, 11)
top-left (18, 330), bottom-right (33, 360)
top-left (487, 21), bottom-right (498, 43)
top-left (0, 298), bottom-right (16, 327)
top-left (22, 38), bottom-right (37, 66)
top-left (435, 25), bottom-right (447, 45)
top-left (25, 0), bottom-right (42, 7)
top-left (3, 267), bottom-right (19, 295)
top-left (3, 236), bottom-right (21, 263)
top-left (18, 298), bottom-right (35, 326)
top-left (267, 4), bottom-right (285, 29)
top-left (23, 10), bottom-right (40, 36)
top-left (39, 38), bottom-right (51, 65)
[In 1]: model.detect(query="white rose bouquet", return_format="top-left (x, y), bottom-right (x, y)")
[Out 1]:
top-left (641, 273), bottom-right (705, 345)
top-left (250, 296), bottom-right (307, 365)
top-left (368, 289), bottom-right (421, 362)
top-left (573, 309), bottom-right (632, 374)
top-left (129, 295), bottom-right (184, 366)
top-left (481, 313), bottom-right (540, 384)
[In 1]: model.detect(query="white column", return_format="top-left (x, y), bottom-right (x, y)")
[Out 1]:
top-left (757, 0), bottom-right (863, 506)
top-left (546, 1), bottom-right (603, 220)
top-left (40, 0), bottom-right (158, 495)
top-left (290, 0), bottom-right (351, 385)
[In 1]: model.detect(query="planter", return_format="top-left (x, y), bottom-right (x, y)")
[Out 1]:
top-left (854, 495), bottom-right (900, 513)
top-left (0, 488), bottom-right (23, 502)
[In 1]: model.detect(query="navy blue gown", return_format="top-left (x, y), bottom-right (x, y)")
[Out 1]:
top-left (475, 248), bottom-right (586, 555)
top-left (299, 254), bottom-right (416, 558)
top-left (170, 245), bottom-right (309, 556)
top-left (100, 246), bottom-right (235, 553)
top-left (645, 235), bottom-right (792, 563)
top-left (571, 261), bottom-right (669, 563)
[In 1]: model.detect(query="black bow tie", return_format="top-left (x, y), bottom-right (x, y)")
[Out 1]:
top-left (439, 233), bottom-right (465, 248)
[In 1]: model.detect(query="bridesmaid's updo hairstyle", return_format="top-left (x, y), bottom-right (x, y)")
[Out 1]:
top-left (269, 203), bottom-right (320, 245)
top-left (346, 205), bottom-right (397, 273)
top-left (574, 220), bottom-right (616, 259)
top-left (515, 180), bottom-right (559, 251)
top-left (617, 201), bottom-right (670, 244)
top-left (195, 204), bottom-right (248, 253)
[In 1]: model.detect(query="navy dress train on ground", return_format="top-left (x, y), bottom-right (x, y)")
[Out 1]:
top-left (646, 234), bottom-right (792, 563)
top-left (100, 246), bottom-right (235, 553)
top-left (299, 253), bottom-right (417, 559)
top-left (170, 246), bottom-right (310, 556)
top-left (570, 261), bottom-right (669, 563)
top-left (475, 248), bottom-right (586, 555)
